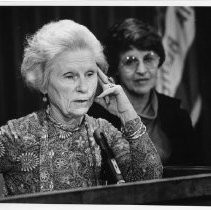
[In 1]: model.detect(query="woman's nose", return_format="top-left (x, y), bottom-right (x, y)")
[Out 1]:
top-left (136, 60), bottom-right (147, 74)
top-left (76, 77), bottom-right (88, 93)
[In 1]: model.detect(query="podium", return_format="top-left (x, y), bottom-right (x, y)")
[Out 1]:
top-left (1, 167), bottom-right (211, 205)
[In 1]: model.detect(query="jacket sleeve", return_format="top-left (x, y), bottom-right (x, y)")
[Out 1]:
top-left (0, 124), bottom-right (17, 173)
top-left (100, 117), bottom-right (163, 182)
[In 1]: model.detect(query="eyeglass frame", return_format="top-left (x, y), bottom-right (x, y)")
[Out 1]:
top-left (119, 51), bottom-right (160, 71)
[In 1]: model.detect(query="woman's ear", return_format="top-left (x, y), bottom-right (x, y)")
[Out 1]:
top-left (40, 88), bottom-right (47, 95)
top-left (40, 80), bottom-right (48, 94)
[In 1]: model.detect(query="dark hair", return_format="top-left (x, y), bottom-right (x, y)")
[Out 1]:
top-left (104, 18), bottom-right (165, 78)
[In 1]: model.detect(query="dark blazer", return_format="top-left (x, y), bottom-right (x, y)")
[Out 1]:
top-left (88, 92), bottom-right (198, 166)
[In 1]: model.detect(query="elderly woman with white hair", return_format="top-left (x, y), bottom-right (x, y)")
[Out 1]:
top-left (0, 19), bottom-right (162, 197)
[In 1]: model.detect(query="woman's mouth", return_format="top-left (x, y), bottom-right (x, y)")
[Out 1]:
top-left (74, 99), bottom-right (90, 106)
top-left (75, 99), bottom-right (88, 103)
top-left (134, 78), bottom-right (149, 83)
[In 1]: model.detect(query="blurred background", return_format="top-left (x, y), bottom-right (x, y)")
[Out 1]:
top-left (0, 6), bottom-right (211, 195)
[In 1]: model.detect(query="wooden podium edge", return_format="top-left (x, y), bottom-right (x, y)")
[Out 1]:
top-left (1, 173), bottom-right (211, 204)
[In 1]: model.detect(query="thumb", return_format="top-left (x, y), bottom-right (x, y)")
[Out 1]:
top-left (94, 97), bottom-right (107, 109)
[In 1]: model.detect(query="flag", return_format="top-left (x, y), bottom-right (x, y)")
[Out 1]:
top-left (156, 6), bottom-right (202, 126)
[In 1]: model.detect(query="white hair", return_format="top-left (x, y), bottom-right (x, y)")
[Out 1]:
top-left (21, 19), bottom-right (108, 92)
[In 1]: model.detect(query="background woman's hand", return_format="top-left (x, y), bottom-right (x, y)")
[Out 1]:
top-left (94, 69), bottom-right (138, 125)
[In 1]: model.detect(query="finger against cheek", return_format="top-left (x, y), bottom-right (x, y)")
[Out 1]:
top-left (98, 76), bottom-right (105, 86)
top-left (98, 68), bottom-right (109, 84)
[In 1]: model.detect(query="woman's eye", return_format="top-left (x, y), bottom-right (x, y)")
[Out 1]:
top-left (144, 55), bottom-right (160, 68)
top-left (64, 74), bottom-right (74, 79)
top-left (144, 55), bottom-right (154, 63)
top-left (124, 56), bottom-right (138, 66)
top-left (87, 71), bottom-right (95, 77)
top-left (144, 52), bottom-right (160, 65)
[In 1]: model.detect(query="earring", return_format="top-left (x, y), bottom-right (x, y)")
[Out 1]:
top-left (43, 94), bottom-right (47, 103)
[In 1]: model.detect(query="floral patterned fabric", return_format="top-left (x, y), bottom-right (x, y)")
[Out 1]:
top-left (0, 110), bottom-right (162, 197)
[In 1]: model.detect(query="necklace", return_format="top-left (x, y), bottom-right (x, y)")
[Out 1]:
top-left (46, 107), bottom-right (82, 140)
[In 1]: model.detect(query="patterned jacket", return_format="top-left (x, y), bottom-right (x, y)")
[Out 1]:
top-left (0, 110), bottom-right (162, 196)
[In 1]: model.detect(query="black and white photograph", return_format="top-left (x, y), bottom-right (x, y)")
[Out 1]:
top-left (0, 0), bottom-right (211, 206)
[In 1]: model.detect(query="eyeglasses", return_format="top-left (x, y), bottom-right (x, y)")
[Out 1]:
top-left (120, 51), bottom-right (160, 71)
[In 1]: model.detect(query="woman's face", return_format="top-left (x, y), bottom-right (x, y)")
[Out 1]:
top-left (46, 49), bottom-right (98, 119)
top-left (117, 47), bottom-right (160, 96)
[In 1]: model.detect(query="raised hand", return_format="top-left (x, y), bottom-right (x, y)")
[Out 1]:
top-left (94, 68), bottom-right (138, 125)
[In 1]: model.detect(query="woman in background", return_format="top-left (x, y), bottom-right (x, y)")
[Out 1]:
top-left (89, 18), bottom-right (197, 166)
top-left (0, 19), bottom-right (162, 197)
